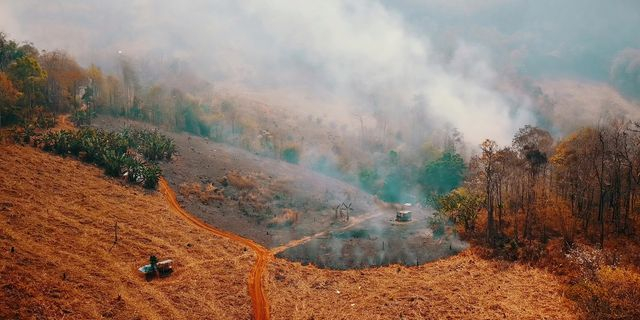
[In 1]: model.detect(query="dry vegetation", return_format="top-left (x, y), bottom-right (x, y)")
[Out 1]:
top-left (179, 182), bottom-right (225, 204)
top-left (0, 145), bottom-right (254, 319)
top-left (0, 142), bottom-right (605, 320)
top-left (268, 208), bottom-right (300, 228)
top-left (266, 250), bottom-right (579, 320)
top-left (567, 266), bottom-right (640, 319)
top-left (225, 171), bottom-right (258, 190)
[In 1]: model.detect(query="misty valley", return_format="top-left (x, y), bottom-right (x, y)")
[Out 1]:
top-left (1, 1), bottom-right (640, 319)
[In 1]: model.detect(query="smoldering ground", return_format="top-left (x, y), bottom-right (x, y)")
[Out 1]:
top-left (276, 205), bottom-right (470, 269)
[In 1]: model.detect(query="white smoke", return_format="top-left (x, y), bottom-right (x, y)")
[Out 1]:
top-left (0, 0), bottom-right (536, 144)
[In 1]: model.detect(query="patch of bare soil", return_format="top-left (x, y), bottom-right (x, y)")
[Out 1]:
top-left (0, 145), bottom-right (254, 319)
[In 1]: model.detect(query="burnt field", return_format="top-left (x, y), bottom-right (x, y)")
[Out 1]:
top-left (93, 116), bottom-right (465, 269)
top-left (276, 207), bottom-right (468, 269)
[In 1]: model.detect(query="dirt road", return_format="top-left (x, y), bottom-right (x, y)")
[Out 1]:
top-left (270, 210), bottom-right (385, 255)
top-left (160, 178), bottom-right (271, 320)
top-left (159, 177), bottom-right (388, 319)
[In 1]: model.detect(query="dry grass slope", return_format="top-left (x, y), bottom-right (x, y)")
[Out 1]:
top-left (0, 143), bottom-right (583, 320)
top-left (267, 251), bottom-right (580, 320)
top-left (0, 145), bottom-right (254, 319)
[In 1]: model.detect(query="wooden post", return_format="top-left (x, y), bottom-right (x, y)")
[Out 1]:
top-left (109, 222), bottom-right (119, 252)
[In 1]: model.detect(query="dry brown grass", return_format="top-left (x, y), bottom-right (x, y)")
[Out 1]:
top-left (0, 145), bottom-right (254, 319)
top-left (179, 182), bottom-right (224, 204)
top-left (266, 250), bottom-right (580, 320)
top-left (267, 209), bottom-right (300, 228)
top-left (567, 266), bottom-right (640, 320)
top-left (226, 171), bottom-right (257, 189)
top-left (0, 143), bottom-right (585, 320)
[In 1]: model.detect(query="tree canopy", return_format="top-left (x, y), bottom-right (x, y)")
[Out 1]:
top-left (420, 151), bottom-right (466, 196)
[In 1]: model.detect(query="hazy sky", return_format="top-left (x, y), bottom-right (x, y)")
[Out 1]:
top-left (1, 0), bottom-right (638, 144)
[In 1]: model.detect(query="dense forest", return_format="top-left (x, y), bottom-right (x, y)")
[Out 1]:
top-left (435, 121), bottom-right (640, 318)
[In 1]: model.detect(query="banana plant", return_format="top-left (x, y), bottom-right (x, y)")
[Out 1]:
top-left (102, 150), bottom-right (129, 177)
top-left (142, 164), bottom-right (161, 189)
top-left (37, 127), bottom-right (173, 190)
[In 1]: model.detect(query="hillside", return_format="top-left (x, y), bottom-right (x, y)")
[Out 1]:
top-left (267, 251), bottom-right (579, 319)
top-left (0, 141), bottom-right (582, 319)
top-left (91, 116), bottom-right (465, 269)
top-left (0, 145), bottom-right (254, 319)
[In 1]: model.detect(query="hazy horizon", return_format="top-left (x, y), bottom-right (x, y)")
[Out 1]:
top-left (1, 0), bottom-right (639, 144)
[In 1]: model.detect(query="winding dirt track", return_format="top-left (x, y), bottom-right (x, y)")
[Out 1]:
top-left (271, 210), bottom-right (384, 255)
top-left (160, 177), bottom-right (383, 319)
top-left (159, 178), bottom-right (271, 320)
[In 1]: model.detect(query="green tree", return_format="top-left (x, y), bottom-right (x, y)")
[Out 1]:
top-left (380, 169), bottom-right (403, 203)
top-left (420, 151), bottom-right (466, 196)
top-left (0, 33), bottom-right (20, 72)
top-left (281, 147), bottom-right (300, 164)
top-left (358, 167), bottom-right (379, 194)
top-left (434, 187), bottom-right (484, 232)
top-left (8, 55), bottom-right (46, 110)
top-left (0, 33), bottom-right (36, 72)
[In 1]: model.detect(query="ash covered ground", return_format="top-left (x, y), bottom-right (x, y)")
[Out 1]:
top-left (276, 206), bottom-right (468, 269)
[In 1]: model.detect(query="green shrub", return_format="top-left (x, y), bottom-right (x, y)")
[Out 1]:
top-left (140, 132), bottom-right (175, 160)
top-left (102, 150), bottom-right (128, 177)
top-left (37, 127), bottom-right (174, 190)
top-left (52, 131), bottom-right (72, 155)
top-left (71, 109), bottom-right (94, 126)
top-left (120, 128), bottom-right (175, 160)
top-left (11, 125), bottom-right (37, 145)
top-left (124, 157), bottom-right (144, 183)
top-left (142, 164), bottom-right (161, 189)
top-left (281, 147), bottom-right (300, 164)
